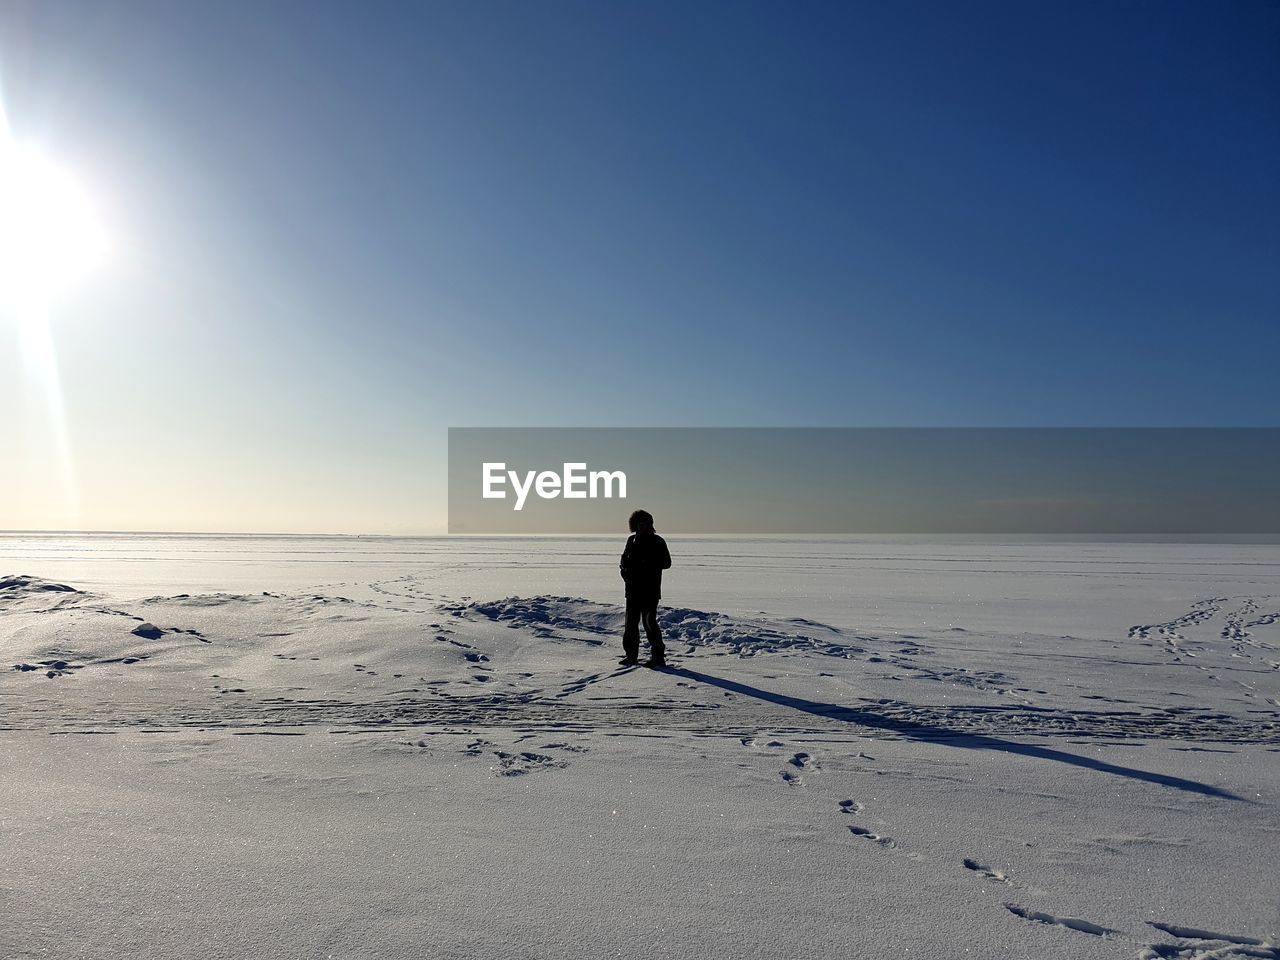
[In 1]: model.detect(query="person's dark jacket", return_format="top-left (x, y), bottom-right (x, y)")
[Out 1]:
top-left (620, 533), bottom-right (672, 603)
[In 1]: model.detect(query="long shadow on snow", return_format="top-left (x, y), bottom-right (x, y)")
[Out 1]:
top-left (672, 667), bottom-right (1244, 801)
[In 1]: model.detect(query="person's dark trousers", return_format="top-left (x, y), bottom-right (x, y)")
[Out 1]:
top-left (623, 598), bottom-right (664, 662)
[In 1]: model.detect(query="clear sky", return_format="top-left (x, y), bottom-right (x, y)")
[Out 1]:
top-left (1, 1), bottom-right (1277, 534)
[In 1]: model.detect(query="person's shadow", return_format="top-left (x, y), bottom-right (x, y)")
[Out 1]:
top-left (671, 667), bottom-right (1245, 801)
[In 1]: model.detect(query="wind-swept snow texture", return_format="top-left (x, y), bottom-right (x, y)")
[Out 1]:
top-left (2, 535), bottom-right (1277, 959)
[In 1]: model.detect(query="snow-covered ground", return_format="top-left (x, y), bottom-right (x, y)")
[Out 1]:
top-left (2, 534), bottom-right (1278, 959)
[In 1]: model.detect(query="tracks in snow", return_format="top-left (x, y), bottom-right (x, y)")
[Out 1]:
top-left (5, 692), bottom-right (1276, 743)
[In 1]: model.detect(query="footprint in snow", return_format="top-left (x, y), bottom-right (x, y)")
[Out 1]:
top-left (848, 825), bottom-right (897, 848)
top-left (963, 858), bottom-right (1011, 883)
top-left (780, 751), bottom-right (817, 784)
top-left (1143, 921), bottom-right (1280, 959)
top-left (491, 751), bottom-right (568, 777)
top-left (1004, 904), bottom-right (1117, 937)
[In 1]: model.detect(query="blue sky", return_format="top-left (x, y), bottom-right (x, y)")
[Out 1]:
top-left (1, 1), bottom-right (1277, 532)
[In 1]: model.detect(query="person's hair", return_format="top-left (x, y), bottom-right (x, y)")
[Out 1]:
top-left (628, 509), bottom-right (655, 533)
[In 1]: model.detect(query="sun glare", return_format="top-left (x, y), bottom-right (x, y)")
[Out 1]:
top-left (0, 125), bottom-right (105, 530)
top-left (0, 142), bottom-right (108, 310)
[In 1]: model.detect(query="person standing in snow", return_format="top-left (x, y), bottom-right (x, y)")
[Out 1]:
top-left (619, 509), bottom-right (672, 668)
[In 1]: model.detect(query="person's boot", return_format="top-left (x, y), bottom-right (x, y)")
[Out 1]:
top-left (643, 655), bottom-right (667, 669)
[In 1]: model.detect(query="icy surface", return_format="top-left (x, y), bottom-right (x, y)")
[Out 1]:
top-left (1, 534), bottom-right (1278, 959)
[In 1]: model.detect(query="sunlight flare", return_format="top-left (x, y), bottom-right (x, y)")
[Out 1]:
top-left (0, 141), bottom-right (108, 310)
top-left (1, 114), bottom-right (105, 529)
